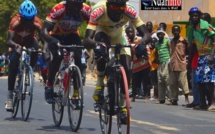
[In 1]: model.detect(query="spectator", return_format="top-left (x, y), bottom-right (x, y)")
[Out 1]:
top-left (146, 21), bottom-right (158, 101)
top-left (200, 12), bottom-right (215, 110)
top-left (186, 43), bottom-right (200, 108)
top-left (167, 25), bottom-right (190, 105)
top-left (201, 13), bottom-right (211, 23)
top-left (159, 22), bottom-right (170, 39)
top-left (81, 48), bottom-right (90, 86)
top-left (38, 51), bottom-right (48, 86)
top-left (188, 7), bottom-right (215, 110)
top-left (146, 21), bottom-right (154, 34)
top-left (149, 37), bottom-right (159, 101)
top-left (125, 26), bottom-right (151, 102)
top-left (154, 27), bottom-right (170, 104)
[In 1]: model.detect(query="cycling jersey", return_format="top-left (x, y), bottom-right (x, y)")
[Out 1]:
top-left (87, 1), bottom-right (144, 38)
top-left (87, 1), bottom-right (144, 55)
top-left (45, 1), bottom-right (91, 35)
top-left (8, 13), bottom-right (42, 44)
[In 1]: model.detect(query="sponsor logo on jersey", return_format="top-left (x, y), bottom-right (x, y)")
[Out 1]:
top-left (90, 7), bottom-right (104, 21)
top-left (125, 6), bottom-right (137, 18)
top-left (81, 4), bottom-right (91, 18)
top-left (58, 17), bottom-right (82, 32)
top-left (50, 6), bottom-right (65, 19)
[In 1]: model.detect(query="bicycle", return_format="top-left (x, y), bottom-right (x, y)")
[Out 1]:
top-left (12, 48), bottom-right (41, 121)
top-left (94, 44), bottom-right (131, 134)
top-left (52, 45), bottom-right (84, 132)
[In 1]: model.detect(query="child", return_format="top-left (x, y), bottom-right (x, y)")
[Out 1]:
top-left (154, 27), bottom-right (170, 104)
top-left (125, 26), bottom-right (151, 102)
top-left (168, 25), bottom-right (190, 105)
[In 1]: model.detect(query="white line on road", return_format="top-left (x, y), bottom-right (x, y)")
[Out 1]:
top-left (87, 110), bottom-right (179, 131)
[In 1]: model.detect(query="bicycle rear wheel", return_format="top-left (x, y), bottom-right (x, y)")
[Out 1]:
top-left (21, 66), bottom-right (34, 121)
top-left (116, 67), bottom-right (130, 134)
top-left (68, 66), bottom-right (83, 132)
top-left (99, 87), bottom-right (112, 134)
top-left (52, 75), bottom-right (64, 126)
top-left (12, 74), bottom-right (21, 118)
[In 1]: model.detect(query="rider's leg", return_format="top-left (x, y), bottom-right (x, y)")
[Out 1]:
top-left (63, 33), bottom-right (83, 99)
top-left (93, 32), bottom-right (110, 102)
top-left (6, 50), bottom-right (20, 110)
top-left (44, 35), bottom-right (63, 104)
top-left (27, 39), bottom-right (38, 68)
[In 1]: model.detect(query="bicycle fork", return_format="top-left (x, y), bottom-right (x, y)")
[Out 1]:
top-left (61, 66), bottom-right (76, 106)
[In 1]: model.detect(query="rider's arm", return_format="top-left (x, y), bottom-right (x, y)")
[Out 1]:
top-left (7, 14), bottom-right (20, 48)
top-left (84, 49), bottom-right (90, 59)
top-left (40, 21), bottom-right (55, 43)
top-left (34, 16), bottom-right (43, 37)
top-left (6, 31), bottom-right (19, 48)
top-left (136, 24), bottom-right (151, 44)
top-left (83, 4), bottom-right (104, 49)
top-left (83, 29), bottom-right (97, 49)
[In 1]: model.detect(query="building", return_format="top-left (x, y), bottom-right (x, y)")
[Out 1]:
top-left (139, 0), bottom-right (215, 37)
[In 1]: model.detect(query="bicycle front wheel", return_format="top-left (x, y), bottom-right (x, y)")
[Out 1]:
top-left (116, 67), bottom-right (130, 134)
top-left (52, 75), bottom-right (64, 126)
top-left (68, 66), bottom-right (84, 132)
top-left (99, 88), bottom-right (112, 134)
top-left (21, 65), bottom-right (34, 121)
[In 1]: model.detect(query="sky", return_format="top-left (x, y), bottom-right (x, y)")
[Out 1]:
top-left (88, 0), bottom-right (140, 15)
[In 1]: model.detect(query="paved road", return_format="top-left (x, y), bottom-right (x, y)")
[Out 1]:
top-left (0, 75), bottom-right (215, 134)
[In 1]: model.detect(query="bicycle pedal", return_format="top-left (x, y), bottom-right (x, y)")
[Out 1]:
top-left (6, 109), bottom-right (13, 112)
top-left (94, 103), bottom-right (99, 112)
top-left (25, 92), bottom-right (31, 95)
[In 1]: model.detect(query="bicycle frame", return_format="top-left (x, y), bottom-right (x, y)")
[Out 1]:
top-left (12, 47), bottom-right (41, 121)
top-left (17, 49), bottom-right (34, 98)
top-left (108, 44), bottom-right (131, 106)
top-left (97, 44), bottom-right (131, 134)
top-left (52, 45), bottom-right (84, 131)
top-left (55, 45), bottom-right (83, 106)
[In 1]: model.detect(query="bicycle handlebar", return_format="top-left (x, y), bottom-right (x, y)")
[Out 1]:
top-left (22, 48), bottom-right (42, 53)
top-left (57, 45), bottom-right (84, 56)
top-left (59, 45), bottom-right (84, 48)
top-left (109, 44), bottom-right (132, 48)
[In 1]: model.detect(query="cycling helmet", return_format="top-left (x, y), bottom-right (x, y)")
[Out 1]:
top-left (107, 0), bottom-right (128, 3)
top-left (67, 0), bottom-right (86, 2)
top-left (19, 0), bottom-right (37, 19)
top-left (188, 7), bottom-right (201, 15)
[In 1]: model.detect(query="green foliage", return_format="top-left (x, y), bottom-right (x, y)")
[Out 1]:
top-left (0, 0), bottom-right (94, 53)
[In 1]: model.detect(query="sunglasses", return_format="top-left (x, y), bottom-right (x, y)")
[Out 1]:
top-left (109, 4), bottom-right (126, 11)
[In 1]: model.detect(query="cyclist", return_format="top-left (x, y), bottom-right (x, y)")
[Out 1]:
top-left (83, 0), bottom-right (151, 124)
top-left (5, 0), bottom-right (42, 111)
top-left (40, 0), bottom-right (91, 104)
